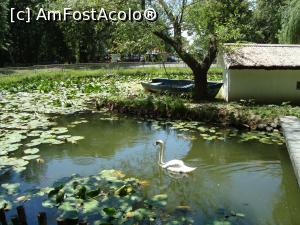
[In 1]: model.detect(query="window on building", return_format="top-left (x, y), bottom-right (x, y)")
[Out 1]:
top-left (297, 82), bottom-right (300, 90)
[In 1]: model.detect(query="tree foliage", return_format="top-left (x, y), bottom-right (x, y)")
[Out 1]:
top-left (279, 0), bottom-right (300, 44)
top-left (252, 0), bottom-right (288, 43)
top-left (186, 0), bottom-right (254, 58)
top-left (0, 0), bottom-right (9, 50)
top-left (0, 0), bottom-right (298, 69)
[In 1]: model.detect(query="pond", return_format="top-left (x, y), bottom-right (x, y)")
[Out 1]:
top-left (1, 112), bottom-right (300, 225)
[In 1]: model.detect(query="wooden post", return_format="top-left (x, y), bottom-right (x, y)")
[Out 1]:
top-left (16, 206), bottom-right (27, 225)
top-left (56, 218), bottom-right (65, 225)
top-left (11, 215), bottom-right (19, 225)
top-left (37, 212), bottom-right (47, 225)
top-left (65, 219), bottom-right (78, 225)
top-left (0, 208), bottom-right (8, 225)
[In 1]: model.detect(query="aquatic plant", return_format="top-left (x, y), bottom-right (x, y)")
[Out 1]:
top-left (0, 170), bottom-right (194, 224)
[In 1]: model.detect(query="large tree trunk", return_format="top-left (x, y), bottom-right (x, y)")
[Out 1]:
top-left (193, 67), bottom-right (208, 101)
top-left (152, 0), bottom-right (213, 100)
top-left (153, 30), bottom-right (217, 101)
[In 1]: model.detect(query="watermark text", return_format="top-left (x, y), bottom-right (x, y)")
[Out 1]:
top-left (10, 7), bottom-right (158, 23)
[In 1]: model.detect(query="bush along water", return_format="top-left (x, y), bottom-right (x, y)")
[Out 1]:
top-left (100, 94), bottom-right (289, 133)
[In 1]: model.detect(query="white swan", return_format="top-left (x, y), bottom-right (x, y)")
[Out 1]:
top-left (155, 140), bottom-right (197, 173)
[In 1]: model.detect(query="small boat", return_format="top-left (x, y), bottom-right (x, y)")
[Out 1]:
top-left (141, 78), bottom-right (223, 97)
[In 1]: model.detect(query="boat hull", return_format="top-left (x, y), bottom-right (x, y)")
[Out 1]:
top-left (141, 78), bottom-right (223, 97)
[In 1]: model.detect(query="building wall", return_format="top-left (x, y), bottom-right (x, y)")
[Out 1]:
top-left (223, 69), bottom-right (300, 103)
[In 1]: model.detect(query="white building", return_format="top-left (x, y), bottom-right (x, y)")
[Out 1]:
top-left (220, 44), bottom-right (300, 103)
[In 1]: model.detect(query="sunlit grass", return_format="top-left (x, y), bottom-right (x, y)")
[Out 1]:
top-left (0, 67), bottom-right (223, 84)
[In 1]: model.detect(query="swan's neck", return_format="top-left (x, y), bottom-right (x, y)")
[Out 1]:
top-left (159, 144), bottom-right (165, 165)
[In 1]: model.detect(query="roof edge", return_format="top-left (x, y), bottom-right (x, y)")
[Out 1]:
top-left (228, 65), bottom-right (300, 70)
top-left (224, 43), bottom-right (300, 48)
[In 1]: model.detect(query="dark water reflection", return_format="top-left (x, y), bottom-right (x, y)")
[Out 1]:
top-left (1, 113), bottom-right (300, 225)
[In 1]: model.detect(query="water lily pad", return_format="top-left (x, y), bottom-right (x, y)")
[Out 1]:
top-left (13, 166), bottom-right (27, 173)
top-left (0, 198), bottom-right (12, 210)
top-left (2, 143), bottom-right (22, 152)
top-left (103, 207), bottom-right (117, 216)
top-left (3, 132), bottom-right (26, 144)
top-left (58, 202), bottom-right (79, 220)
top-left (51, 127), bottom-right (68, 135)
top-left (1, 183), bottom-right (20, 195)
top-left (71, 120), bottom-right (88, 125)
top-left (83, 199), bottom-right (100, 214)
top-left (197, 127), bottom-right (207, 132)
top-left (42, 199), bottom-right (56, 208)
top-left (147, 194), bottom-right (168, 207)
top-left (26, 138), bottom-right (44, 147)
top-left (0, 157), bottom-right (24, 167)
top-left (57, 135), bottom-right (72, 140)
top-left (24, 148), bottom-right (40, 155)
top-left (15, 195), bottom-right (30, 203)
top-left (27, 130), bottom-right (43, 137)
top-left (46, 139), bottom-right (65, 145)
top-left (0, 150), bottom-right (8, 156)
top-left (22, 155), bottom-right (40, 160)
top-left (67, 136), bottom-right (85, 144)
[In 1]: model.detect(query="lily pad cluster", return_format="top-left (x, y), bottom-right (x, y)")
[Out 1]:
top-left (147, 120), bottom-right (285, 145)
top-left (41, 170), bottom-right (193, 224)
top-left (0, 109), bottom-right (85, 176)
top-left (0, 91), bottom-right (92, 115)
top-left (239, 131), bottom-right (285, 145)
top-left (0, 182), bottom-right (21, 210)
top-left (206, 208), bottom-right (246, 225)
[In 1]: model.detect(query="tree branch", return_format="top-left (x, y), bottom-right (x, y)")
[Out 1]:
top-left (179, 0), bottom-right (187, 24)
top-left (157, 0), bottom-right (176, 23)
top-left (153, 30), bottom-right (201, 71)
top-left (201, 35), bottom-right (218, 72)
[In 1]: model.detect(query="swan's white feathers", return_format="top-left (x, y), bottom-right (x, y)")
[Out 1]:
top-left (161, 160), bottom-right (196, 173)
top-left (161, 160), bottom-right (184, 168)
top-left (156, 140), bottom-right (197, 174)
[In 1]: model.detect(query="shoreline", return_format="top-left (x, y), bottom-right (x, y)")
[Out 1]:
top-left (99, 97), bottom-right (282, 132)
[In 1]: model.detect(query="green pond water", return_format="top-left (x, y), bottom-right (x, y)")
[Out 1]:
top-left (1, 113), bottom-right (300, 225)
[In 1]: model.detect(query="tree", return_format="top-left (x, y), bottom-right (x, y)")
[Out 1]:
top-left (0, 0), bottom-right (9, 66)
top-left (279, 0), bottom-right (300, 44)
top-left (252, 0), bottom-right (288, 43)
top-left (112, 0), bottom-right (253, 100)
top-left (149, 0), bottom-right (253, 100)
top-left (0, 0), bottom-right (9, 50)
top-left (50, 0), bottom-right (114, 63)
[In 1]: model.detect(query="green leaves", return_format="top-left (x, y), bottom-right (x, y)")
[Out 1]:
top-left (39, 170), bottom-right (178, 223)
top-left (103, 207), bottom-right (117, 216)
top-left (22, 155), bottom-right (40, 160)
top-left (75, 186), bottom-right (87, 200)
top-left (147, 194), bottom-right (168, 207)
top-left (67, 136), bottom-right (85, 144)
top-left (279, 0), bottom-right (300, 44)
top-left (115, 185), bottom-right (134, 197)
top-left (240, 131), bottom-right (285, 145)
top-left (0, 0), bottom-right (9, 49)
top-left (24, 148), bottom-right (40, 155)
top-left (59, 202), bottom-right (79, 220)
top-left (1, 183), bottom-right (20, 195)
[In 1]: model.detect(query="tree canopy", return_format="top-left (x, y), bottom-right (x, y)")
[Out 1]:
top-left (252, 0), bottom-right (288, 43)
top-left (0, 0), bottom-right (9, 50)
top-left (279, 0), bottom-right (300, 44)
